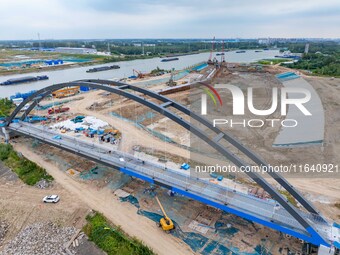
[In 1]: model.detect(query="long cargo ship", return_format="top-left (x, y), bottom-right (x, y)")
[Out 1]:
top-left (86, 65), bottom-right (120, 73)
top-left (274, 55), bottom-right (300, 59)
top-left (236, 50), bottom-right (246, 53)
top-left (161, 57), bottom-right (179, 62)
top-left (164, 52), bottom-right (199, 57)
top-left (0, 75), bottom-right (49, 86)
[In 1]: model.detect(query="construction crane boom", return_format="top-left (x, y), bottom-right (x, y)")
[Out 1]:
top-left (208, 36), bottom-right (215, 64)
top-left (155, 196), bottom-right (168, 218)
top-left (221, 40), bottom-right (225, 63)
top-left (133, 69), bottom-right (144, 78)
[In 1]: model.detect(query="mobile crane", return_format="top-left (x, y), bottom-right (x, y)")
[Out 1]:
top-left (155, 196), bottom-right (175, 232)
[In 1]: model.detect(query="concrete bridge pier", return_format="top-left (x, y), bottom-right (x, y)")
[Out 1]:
top-left (318, 244), bottom-right (339, 255)
top-left (1, 127), bottom-right (10, 143)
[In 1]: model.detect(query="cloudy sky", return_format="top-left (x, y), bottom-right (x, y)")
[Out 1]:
top-left (0, 0), bottom-right (339, 40)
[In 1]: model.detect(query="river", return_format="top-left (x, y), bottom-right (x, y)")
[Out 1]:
top-left (0, 50), bottom-right (280, 98)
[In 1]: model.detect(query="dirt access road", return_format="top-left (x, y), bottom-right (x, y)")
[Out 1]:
top-left (12, 143), bottom-right (195, 255)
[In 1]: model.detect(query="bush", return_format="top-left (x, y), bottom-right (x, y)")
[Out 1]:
top-left (0, 98), bottom-right (14, 117)
top-left (0, 143), bottom-right (12, 160)
top-left (83, 212), bottom-right (154, 255)
top-left (279, 190), bottom-right (298, 207)
top-left (0, 143), bottom-right (53, 185)
top-left (284, 53), bottom-right (340, 77)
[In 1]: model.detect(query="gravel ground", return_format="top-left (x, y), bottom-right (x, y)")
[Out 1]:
top-left (0, 222), bottom-right (77, 255)
top-left (0, 161), bottom-right (18, 183)
top-left (0, 222), bottom-right (9, 246)
top-left (69, 236), bottom-right (106, 255)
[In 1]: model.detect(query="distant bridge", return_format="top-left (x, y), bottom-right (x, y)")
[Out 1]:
top-left (3, 79), bottom-right (339, 248)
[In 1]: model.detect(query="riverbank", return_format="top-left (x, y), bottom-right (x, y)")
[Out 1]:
top-left (0, 50), bottom-right (158, 76)
top-left (0, 49), bottom-right (206, 77)
top-left (277, 52), bottom-right (340, 78)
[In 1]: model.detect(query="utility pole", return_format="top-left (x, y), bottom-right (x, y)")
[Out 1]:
top-left (208, 36), bottom-right (215, 64)
top-left (221, 40), bottom-right (225, 62)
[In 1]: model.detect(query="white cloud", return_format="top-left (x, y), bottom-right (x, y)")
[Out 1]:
top-left (0, 0), bottom-right (339, 39)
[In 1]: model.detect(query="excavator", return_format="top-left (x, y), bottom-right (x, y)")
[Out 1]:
top-left (133, 69), bottom-right (144, 78)
top-left (166, 68), bottom-right (177, 87)
top-left (155, 196), bottom-right (175, 232)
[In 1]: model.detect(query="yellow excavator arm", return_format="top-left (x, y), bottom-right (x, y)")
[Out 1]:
top-left (155, 196), bottom-right (168, 218)
top-left (155, 196), bottom-right (175, 231)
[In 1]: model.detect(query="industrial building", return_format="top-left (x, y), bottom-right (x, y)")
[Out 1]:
top-left (54, 47), bottom-right (97, 54)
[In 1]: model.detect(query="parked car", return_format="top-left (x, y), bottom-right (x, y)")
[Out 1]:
top-left (43, 195), bottom-right (60, 203)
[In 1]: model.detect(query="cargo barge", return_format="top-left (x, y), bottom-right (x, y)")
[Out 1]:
top-left (164, 52), bottom-right (199, 57)
top-left (236, 50), bottom-right (246, 53)
top-left (274, 55), bottom-right (300, 59)
top-left (161, 57), bottom-right (179, 62)
top-left (86, 65), bottom-right (120, 73)
top-left (0, 75), bottom-right (49, 86)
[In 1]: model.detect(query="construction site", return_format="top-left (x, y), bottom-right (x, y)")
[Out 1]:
top-left (0, 47), bottom-right (340, 255)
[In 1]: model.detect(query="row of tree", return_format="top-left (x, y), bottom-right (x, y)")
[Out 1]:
top-left (284, 52), bottom-right (340, 77)
top-left (13, 40), bottom-right (265, 55)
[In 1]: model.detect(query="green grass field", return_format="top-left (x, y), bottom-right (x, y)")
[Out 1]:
top-left (83, 212), bottom-right (155, 255)
top-left (0, 143), bottom-right (53, 185)
top-left (257, 58), bottom-right (289, 65)
top-left (0, 98), bottom-right (14, 117)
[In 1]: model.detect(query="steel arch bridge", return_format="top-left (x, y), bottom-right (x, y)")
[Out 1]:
top-left (4, 79), bottom-right (337, 247)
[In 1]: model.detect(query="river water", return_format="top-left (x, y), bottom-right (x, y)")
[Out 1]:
top-left (0, 50), bottom-right (279, 98)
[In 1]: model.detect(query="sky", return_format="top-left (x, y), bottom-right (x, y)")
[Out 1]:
top-left (0, 0), bottom-right (339, 40)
